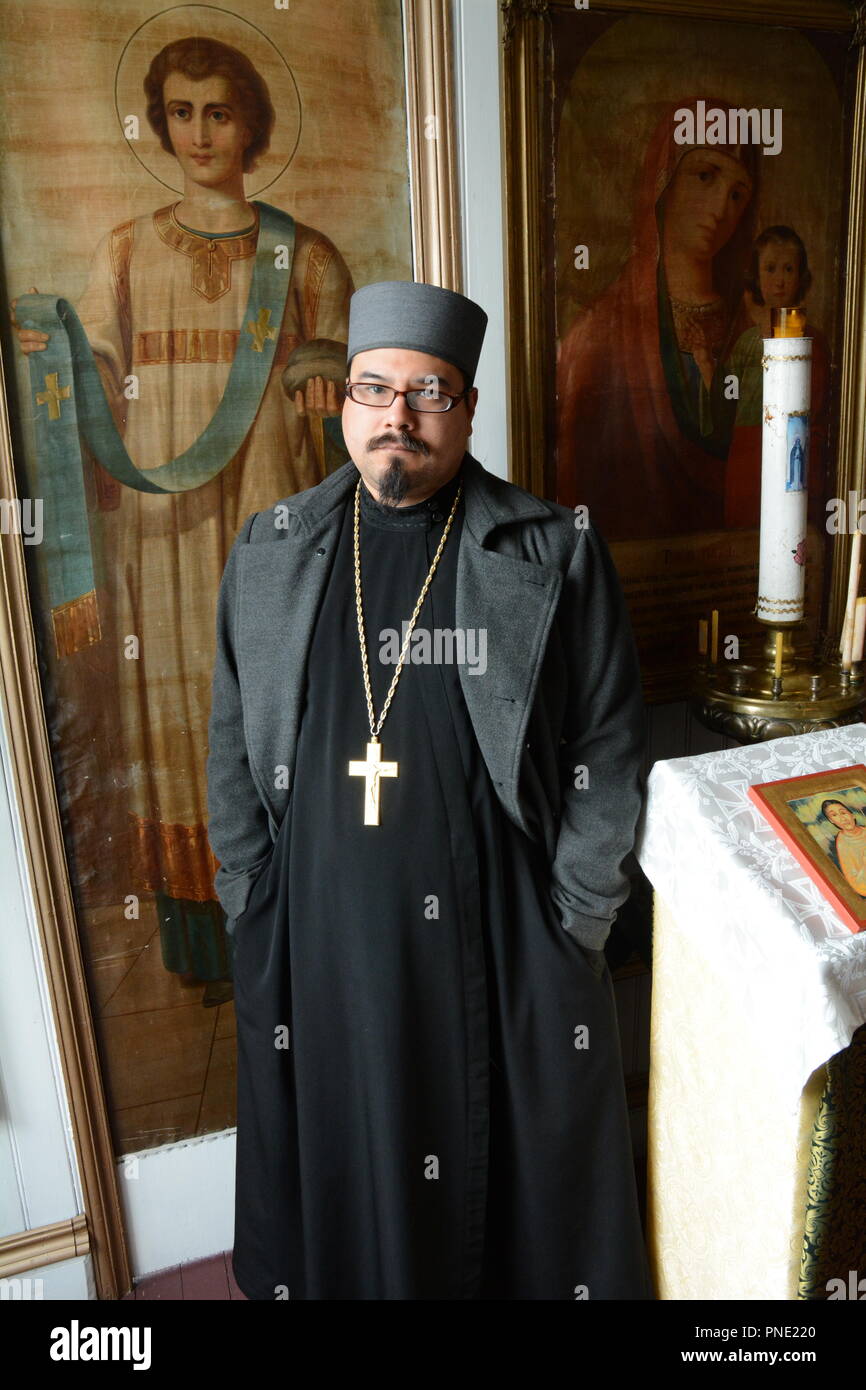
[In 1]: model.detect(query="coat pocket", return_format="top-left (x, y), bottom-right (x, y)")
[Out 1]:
top-left (575, 943), bottom-right (608, 980)
top-left (233, 845), bottom-right (277, 927)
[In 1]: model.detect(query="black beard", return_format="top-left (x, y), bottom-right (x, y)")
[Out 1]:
top-left (365, 431), bottom-right (429, 509)
top-left (375, 456), bottom-right (411, 508)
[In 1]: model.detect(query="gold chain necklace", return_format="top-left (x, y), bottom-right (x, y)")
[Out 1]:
top-left (348, 475), bottom-right (462, 824)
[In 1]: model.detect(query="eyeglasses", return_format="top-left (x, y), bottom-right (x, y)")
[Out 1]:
top-left (344, 381), bottom-right (469, 413)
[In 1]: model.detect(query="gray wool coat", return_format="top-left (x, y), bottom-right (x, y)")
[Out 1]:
top-left (206, 451), bottom-right (645, 953)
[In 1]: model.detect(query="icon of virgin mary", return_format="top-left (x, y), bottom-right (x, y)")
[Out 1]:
top-left (556, 97), bottom-right (761, 543)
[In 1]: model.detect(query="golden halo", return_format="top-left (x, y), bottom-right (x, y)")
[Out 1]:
top-left (114, 3), bottom-right (301, 197)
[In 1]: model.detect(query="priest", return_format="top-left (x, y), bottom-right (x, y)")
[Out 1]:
top-left (206, 280), bottom-right (651, 1300)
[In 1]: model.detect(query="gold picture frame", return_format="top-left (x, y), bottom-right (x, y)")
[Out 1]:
top-left (502, 0), bottom-right (866, 702)
top-left (0, 0), bottom-right (460, 1301)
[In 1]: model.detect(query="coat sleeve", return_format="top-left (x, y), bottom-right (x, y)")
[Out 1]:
top-left (548, 520), bottom-right (646, 954)
top-left (206, 514), bottom-right (275, 921)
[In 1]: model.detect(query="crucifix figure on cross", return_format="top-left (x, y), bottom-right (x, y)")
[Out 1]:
top-left (348, 737), bottom-right (398, 825)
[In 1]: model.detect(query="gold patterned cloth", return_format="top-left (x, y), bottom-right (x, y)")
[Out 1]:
top-left (798, 1022), bottom-right (866, 1299)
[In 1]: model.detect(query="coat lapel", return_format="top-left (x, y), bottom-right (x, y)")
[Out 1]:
top-left (456, 541), bottom-right (561, 834)
top-left (235, 454), bottom-right (561, 837)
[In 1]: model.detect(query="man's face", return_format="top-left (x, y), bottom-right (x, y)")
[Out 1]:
top-left (342, 347), bottom-right (477, 508)
top-left (163, 73), bottom-right (251, 188)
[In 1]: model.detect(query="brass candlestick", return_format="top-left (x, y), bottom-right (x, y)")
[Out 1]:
top-left (694, 620), bottom-right (864, 743)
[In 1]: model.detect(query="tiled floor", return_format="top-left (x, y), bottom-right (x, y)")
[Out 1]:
top-left (122, 1252), bottom-right (245, 1300)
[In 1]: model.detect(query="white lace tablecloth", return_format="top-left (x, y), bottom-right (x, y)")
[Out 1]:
top-left (637, 724), bottom-right (866, 1299)
top-left (637, 723), bottom-right (866, 1094)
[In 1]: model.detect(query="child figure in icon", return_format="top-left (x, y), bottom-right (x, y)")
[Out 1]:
top-left (724, 225), bottom-right (829, 526)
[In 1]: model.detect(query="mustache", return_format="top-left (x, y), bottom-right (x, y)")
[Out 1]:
top-left (368, 431), bottom-right (429, 456)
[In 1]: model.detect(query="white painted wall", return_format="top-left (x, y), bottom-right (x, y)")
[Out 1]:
top-left (0, 675), bottom-right (91, 1298)
top-left (453, 0), bottom-right (509, 479)
top-left (117, 1130), bottom-right (235, 1279)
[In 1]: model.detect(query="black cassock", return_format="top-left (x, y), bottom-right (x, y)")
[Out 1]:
top-left (230, 464), bottom-right (652, 1301)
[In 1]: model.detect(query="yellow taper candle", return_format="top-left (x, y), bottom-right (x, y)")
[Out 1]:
top-left (770, 306), bottom-right (807, 338)
top-left (710, 610), bottom-right (719, 664)
top-left (853, 597), bottom-right (866, 665)
top-left (841, 530), bottom-right (862, 664)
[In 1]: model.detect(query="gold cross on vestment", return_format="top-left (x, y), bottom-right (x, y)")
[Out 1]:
top-left (246, 306), bottom-right (276, 353)
top-left (36, 372), bottom-right (72, 421)
top-left (348, 738), bottom-right (398, 825)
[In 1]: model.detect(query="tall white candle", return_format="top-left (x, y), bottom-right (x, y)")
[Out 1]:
top-left (756, 336), bottom-right (812, 626)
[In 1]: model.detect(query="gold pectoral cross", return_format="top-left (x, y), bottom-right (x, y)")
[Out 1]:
top-left (247, 306), bottom-right (276, 353)
top-left (36, 372), bottom-right (72, 421)
top-left (348, 737), bottom-right (398, 825)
